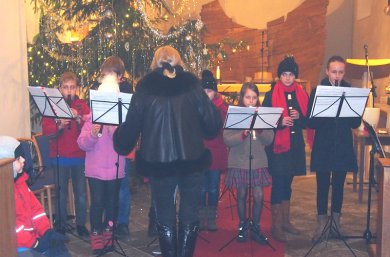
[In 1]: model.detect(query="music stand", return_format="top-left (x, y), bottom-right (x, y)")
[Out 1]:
top-left (28, 86), bottom-right (75, 233)
top-left (305, 86), bottom-right (370, 257)
top-left (360, 120), bottom-right (384, 244)
top-left (219, 106), bottom-right (283, 253)
top-left (90, 89), bottom-right (132, 256)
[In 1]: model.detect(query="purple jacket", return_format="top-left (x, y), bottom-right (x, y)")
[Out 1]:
top-left (77, 115), bottom-right (125, 180)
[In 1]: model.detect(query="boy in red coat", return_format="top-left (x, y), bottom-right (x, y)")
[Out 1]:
top-left (0, 136), bottom-right (70, 256)
top-left (42, 71), bottom-right (90, 236)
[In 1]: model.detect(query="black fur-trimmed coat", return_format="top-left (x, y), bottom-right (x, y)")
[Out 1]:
top-left (113, 68), bottom-right (221, 177)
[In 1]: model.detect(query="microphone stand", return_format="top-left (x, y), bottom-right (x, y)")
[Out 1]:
top-left (364, 45), bottom-right (376, 108)
top-left (260, 31), bottom-right (266, 83)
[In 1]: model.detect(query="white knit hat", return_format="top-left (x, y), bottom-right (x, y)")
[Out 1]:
top-left (0, 136), bottom-right (21, 159)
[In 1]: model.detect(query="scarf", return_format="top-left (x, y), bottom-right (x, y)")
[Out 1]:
top-left (271, 81), bottom-right (308, 153)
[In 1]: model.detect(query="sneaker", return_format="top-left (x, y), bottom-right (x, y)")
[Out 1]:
top-left (77, 225), bottom-right (90, 237)
top-left (102, 225), bottom-right (114, 252)
top-left (237, 221), bottom-right (247, 242)
top-left (250, 224), bottom-right (268, 245)
top-left (90, 231), bottom-right (104, 255)
top-left (116, 223), bottom-right (130, 239)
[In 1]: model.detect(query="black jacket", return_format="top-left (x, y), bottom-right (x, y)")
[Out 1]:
top-left (262, 87), bottom-right (307, 176)
top-left (113, 68), bottom-right (221, 177)
top-left (307, 78), bottom-right (361, 173)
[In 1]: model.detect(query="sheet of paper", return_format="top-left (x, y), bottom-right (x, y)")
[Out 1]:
top-left (28, 86), bottom-right (73, 118)
top-left (224, 106), bottom-right (256, 129)
top-left (224, 106), bottom-right (283, 129)
top-left (310, 85), bottom-right (370, 118)
top-left (90, 89), bottom-right (132, 125)
top-left (254, 107), bottom-right (283, 129)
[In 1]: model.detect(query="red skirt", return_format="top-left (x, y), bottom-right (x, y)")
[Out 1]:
top-left (225, 168), bottom-right (271, 187)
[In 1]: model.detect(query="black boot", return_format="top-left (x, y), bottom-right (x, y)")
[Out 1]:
top-left (156, 224), bottom-right (177, 257)
top-left (178, 222), bottom-right (199, 257)
top-left (148, 205), bottom-right (158, 237)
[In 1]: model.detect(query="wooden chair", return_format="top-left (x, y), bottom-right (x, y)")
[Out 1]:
top-left (18, 136), bottom-right (55, 227)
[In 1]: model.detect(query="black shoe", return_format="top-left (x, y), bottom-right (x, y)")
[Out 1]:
top-left (237, 221), bottom-right (247, 242)
top-left (77, 225), bottom-right (90, 237)
top-left (116, 223), bottom-right (130, 238)
top-left (250, 225), bottom-right (268, 245)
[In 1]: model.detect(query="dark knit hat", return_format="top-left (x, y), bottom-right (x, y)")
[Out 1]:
top-left (201, 70), bottom-right (218, 92)
top-left (277, 55), bottom-right (299, 78)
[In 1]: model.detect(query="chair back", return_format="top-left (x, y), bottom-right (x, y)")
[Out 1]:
top-left (30, 134), bottom-right (55, 190)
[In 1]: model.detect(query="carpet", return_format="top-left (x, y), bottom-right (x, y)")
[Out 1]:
top-left (193, 184), bottom-right (285, 257)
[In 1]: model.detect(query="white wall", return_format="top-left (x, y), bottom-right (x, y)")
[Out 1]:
top-left (0, 0), bottom-right (30, 137)
top-left (353, 0), bottom-right (390, 99)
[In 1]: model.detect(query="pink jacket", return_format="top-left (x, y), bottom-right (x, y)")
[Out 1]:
top-left (77, 115), bottom-right (125, 180)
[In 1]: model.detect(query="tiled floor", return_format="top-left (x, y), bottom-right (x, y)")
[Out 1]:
top-left (64, 172), bottom-right (375, 257)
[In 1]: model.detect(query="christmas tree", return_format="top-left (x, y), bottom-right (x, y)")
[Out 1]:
top-left (28, 0), bottom-right (209, 89)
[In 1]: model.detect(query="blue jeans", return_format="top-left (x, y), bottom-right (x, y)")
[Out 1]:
top-left (117, 159), bottom-right (132, 225)
top-left (200, 170), bottom-right (221, 207)
top-left (56, 164), bottom-right (87, 228)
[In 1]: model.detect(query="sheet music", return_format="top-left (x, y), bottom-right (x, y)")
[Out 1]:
top-left (90, 89), bottom-right (133, 125)
top-left (224, 106), bottom-right (283, 129)
top-left (254, 107), bottom-right (284, 129)
top-left (28, 86), bottom-right (74, 118)
top-left (310, 85), bottom-right (370, 118)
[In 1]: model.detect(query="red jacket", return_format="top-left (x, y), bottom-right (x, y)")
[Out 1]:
top-left (204, 94), bottom-right (228, 172)
top-left (42, 97), bottom-right (90, 158)
top-left (14, 173), bottom-right (51, 248)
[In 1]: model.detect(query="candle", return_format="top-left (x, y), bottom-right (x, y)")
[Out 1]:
top-left (216, 66), bottom-right (221, 80)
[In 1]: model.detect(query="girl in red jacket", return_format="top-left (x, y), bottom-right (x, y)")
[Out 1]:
top-left (199, 70), bottom-right (228, 231)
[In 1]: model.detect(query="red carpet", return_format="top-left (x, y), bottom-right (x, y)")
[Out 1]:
top-left (194, 184), bottom-right (285, 257)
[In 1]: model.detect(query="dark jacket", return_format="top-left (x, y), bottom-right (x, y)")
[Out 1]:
top-left (113, 68), bottom-right (222, 177)
top-left (307, 78), bottom-right (361, 173)
top-left (262, 87), bottom-right (307, 176)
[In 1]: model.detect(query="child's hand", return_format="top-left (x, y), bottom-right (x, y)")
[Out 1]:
top-left (290, 109), bottom-right (300, 119)
top-left (58, 119), bottom-right (70, 129)
top-left (70, 108), bottom-right (79, 117)
top-left (282, 116), bottom-right (294, 127)
top-left (92, 124), bottom-right (101, 136)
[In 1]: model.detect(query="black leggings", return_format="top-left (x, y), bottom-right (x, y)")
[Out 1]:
top-left (316, 171), bottom-right (347, 215)
top-left (88, 178), bottom-right (120, 231)
top-left (236, 185), bottom-right (264, 225)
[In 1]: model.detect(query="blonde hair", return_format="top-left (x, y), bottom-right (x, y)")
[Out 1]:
top-left (101, 56), bottom-right (125, 77)
top-left (150, 45), bottom-right (185, 73)
top-left (59, 71), bottom-right (80, 87)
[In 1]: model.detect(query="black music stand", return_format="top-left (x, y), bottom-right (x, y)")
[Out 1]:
top-left (305, 86), bottom-right (370, 257)
top-left (90, 89), bottom-right (132, 256)
top-left (28, 86), bottom-right (75, 233)
top-left (218, 106), bottom-right (283, 253)
top-left (359, 120), bottom-right (384, 244)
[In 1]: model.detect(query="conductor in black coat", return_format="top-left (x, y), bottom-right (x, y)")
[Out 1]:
top-left (113, 45), bottom-right (221, 257)
top-left (308, 56), bottom-right (361, 242)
